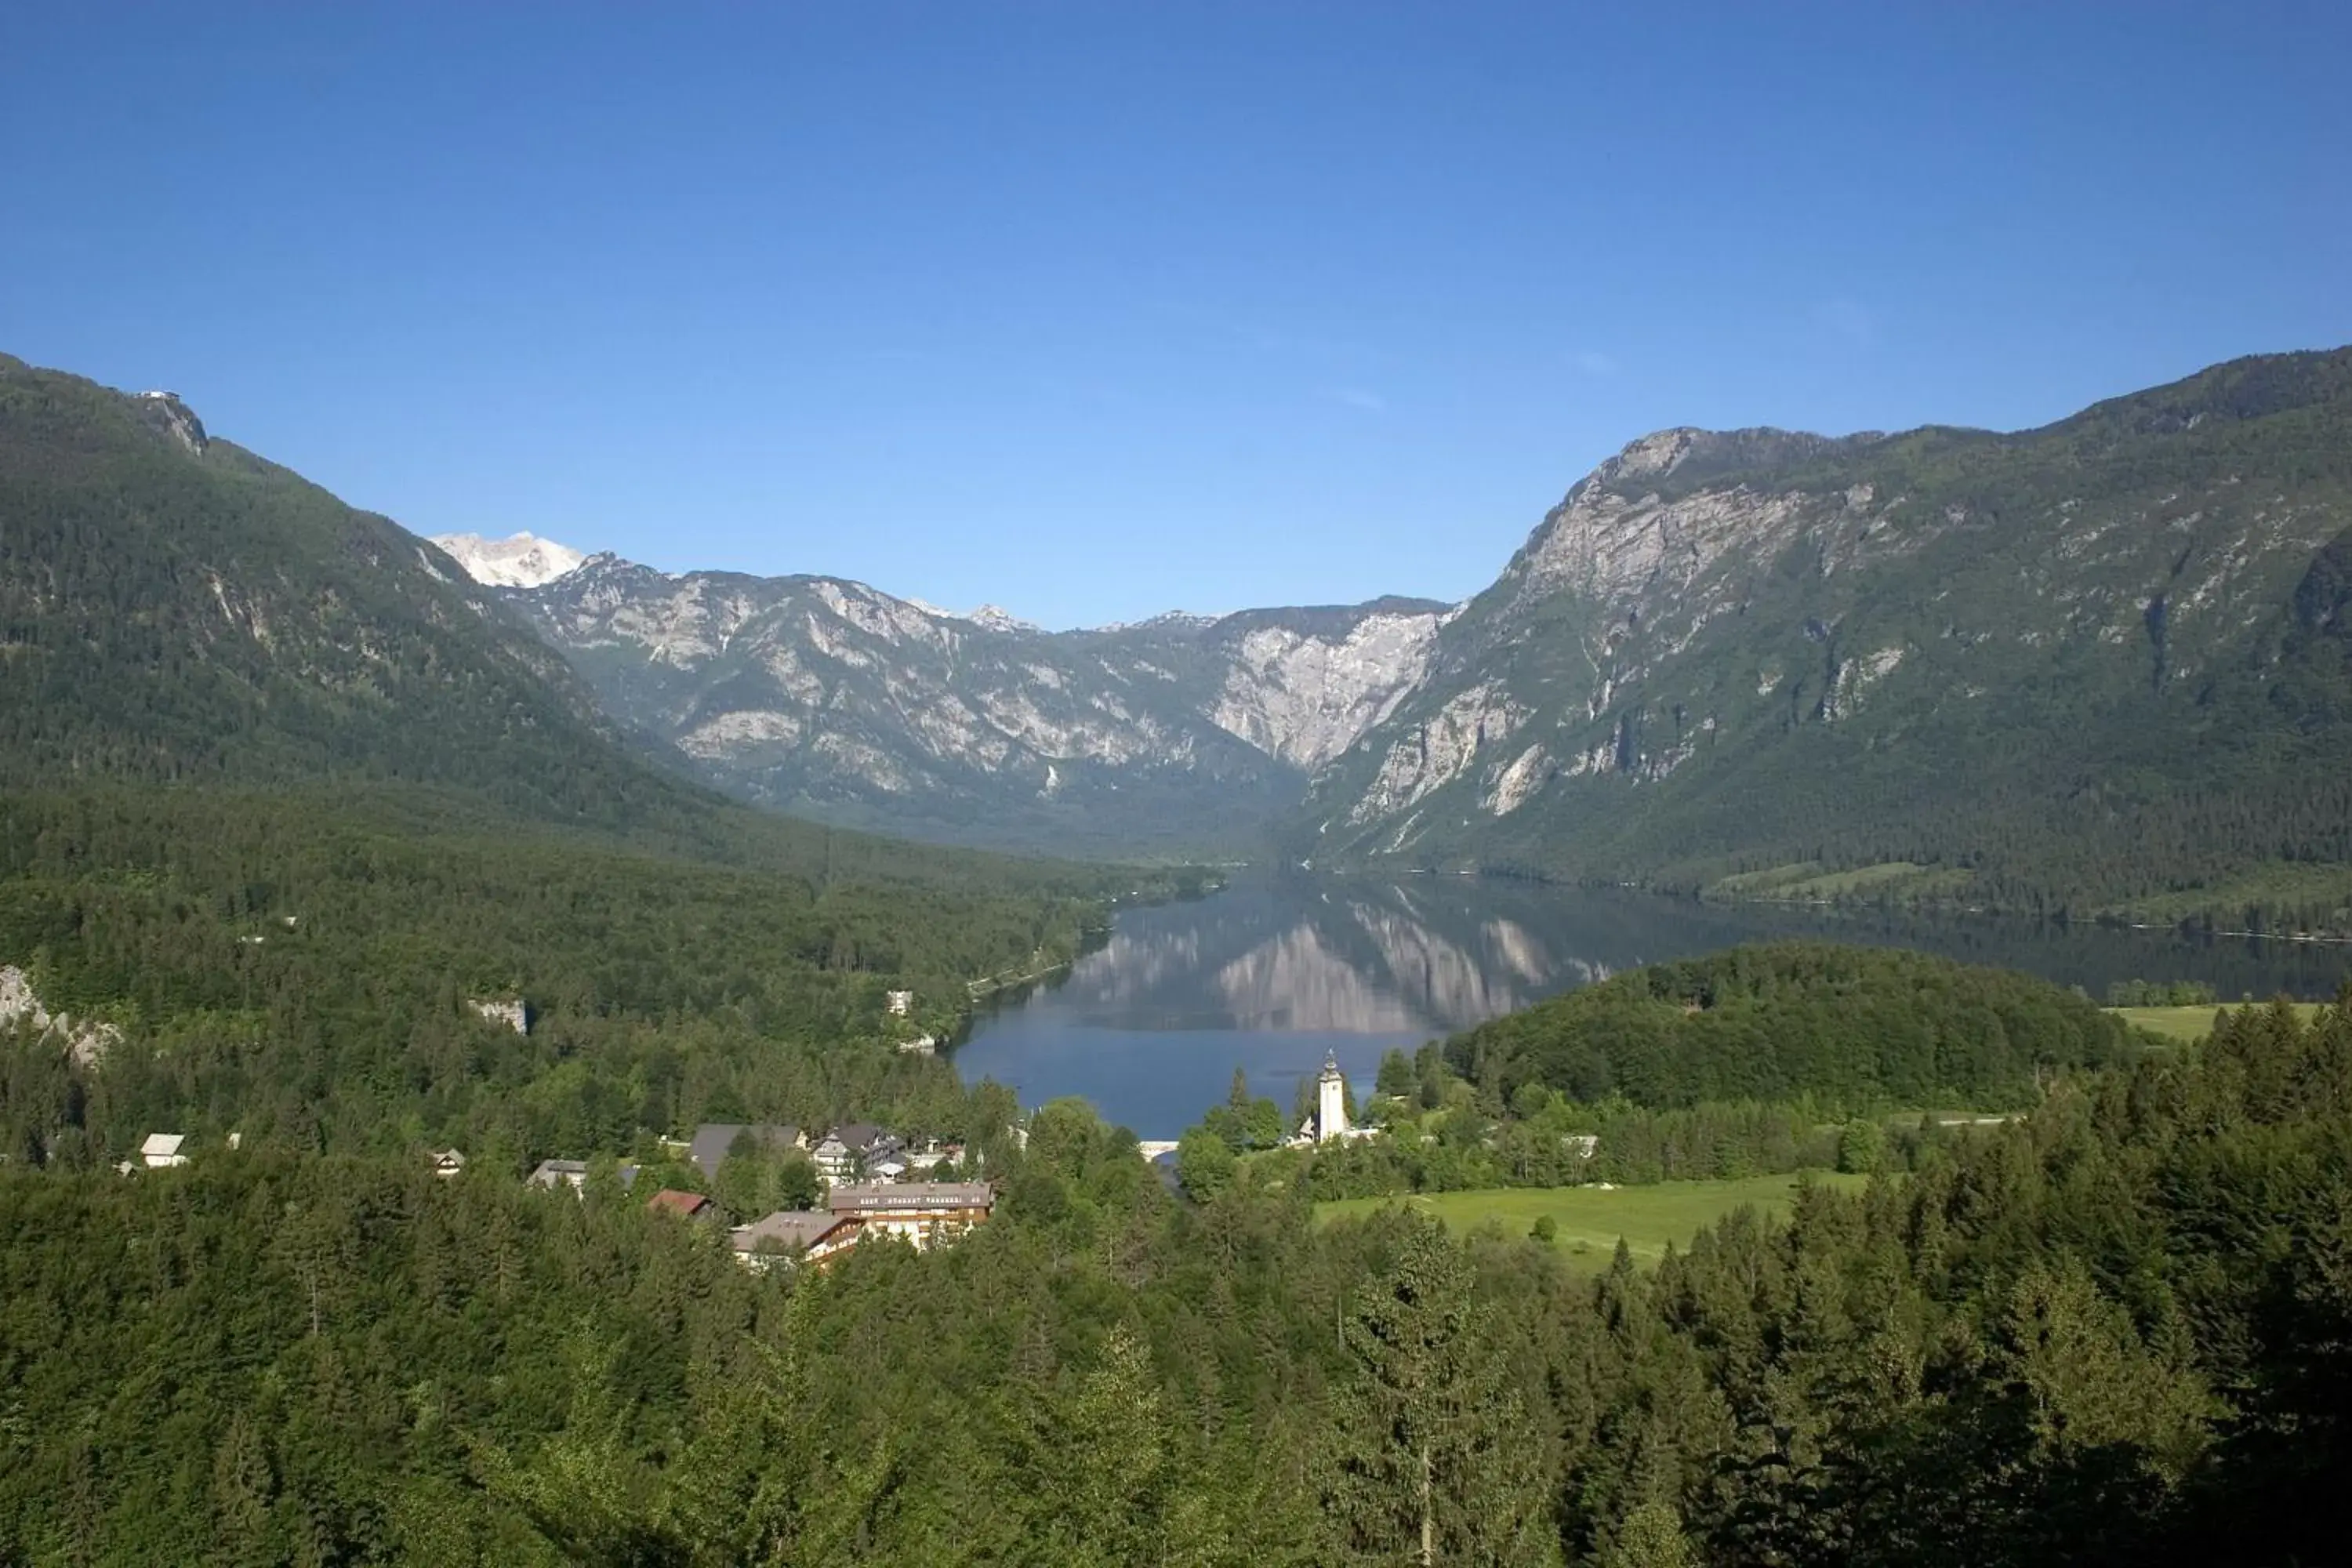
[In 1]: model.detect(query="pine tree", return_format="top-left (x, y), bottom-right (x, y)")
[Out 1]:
top-left (1323, 1213), bottom-right (1559, 1565)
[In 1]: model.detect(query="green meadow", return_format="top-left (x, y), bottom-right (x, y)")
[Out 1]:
top-left (1316, 1172), bottom-right (1872, 1267)
top-left (2110, 1001), bottom-right (2324, 1044)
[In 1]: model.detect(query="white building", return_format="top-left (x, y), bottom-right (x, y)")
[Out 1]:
top-left (1317, 1053), bottom-right (1349, 1142)
top-left (1290, 1054), bottom-right (1377, 1148)
top-left (140, 1133), bottom-right (187, 1169)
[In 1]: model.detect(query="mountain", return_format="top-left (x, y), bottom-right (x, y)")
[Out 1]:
top-left (1305, 348), bottom-right (2352, 927)
top-left (426, 529), bottom-right (586, 588)
top-left (0, 355), bottom-right (683, 822)
top-left (487, 552), bottom-right (1450, 855)
top-left (0, 350), bottom-right (1196, 1149)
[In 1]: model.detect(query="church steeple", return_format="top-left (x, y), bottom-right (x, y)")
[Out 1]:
top-left (1317, 1051), bottom-right (1349, 1142)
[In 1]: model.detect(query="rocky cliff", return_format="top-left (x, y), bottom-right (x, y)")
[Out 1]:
top-left (1305, 349), bottom-right (2352, 924)
top-left (483, 554), bottom-right (1448, 855)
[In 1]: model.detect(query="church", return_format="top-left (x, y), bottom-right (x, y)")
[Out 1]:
top-left (1290, 1051), bottom-right (1377, 1146)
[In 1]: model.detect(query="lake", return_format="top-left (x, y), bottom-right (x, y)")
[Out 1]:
top-left (953, 873), bottom-right (2350, 1138)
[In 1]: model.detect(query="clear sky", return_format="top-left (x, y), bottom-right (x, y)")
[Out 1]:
top-left (5, 3), bottom-right (2347, 628)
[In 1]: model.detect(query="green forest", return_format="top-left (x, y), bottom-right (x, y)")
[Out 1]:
top-left (2, 995), bottom-right (2348, 1564)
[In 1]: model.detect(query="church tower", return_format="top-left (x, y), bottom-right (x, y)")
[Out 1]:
top-left (1317, 1051), bottom-right (1349, 1142)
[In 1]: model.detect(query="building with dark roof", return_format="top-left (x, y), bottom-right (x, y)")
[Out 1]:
top-left (687, 1123), bottom-right (803, 1183)
top-left (812, 1123), bottom-right (902, 1182)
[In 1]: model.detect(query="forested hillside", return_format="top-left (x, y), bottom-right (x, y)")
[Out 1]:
top-left (1443, 943), bottom-right (2137, 1111)
top-left (0, 353), bottom-right (1197, 1169)
top-left (1306, 348), bottom-right (2352, 932)
top-left (4, 995), bottom-right (2347, 1564)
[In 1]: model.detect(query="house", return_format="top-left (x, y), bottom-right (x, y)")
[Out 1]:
top-left (688, 1123), bottom-right (804, 1184)
top-left (140, 1133), bottom-right (188, 1169)
top-left (899, 1140), bottom-right (962, 1177)
top-left (528, 1160), bottom-right (641, 1193)
top-left (869, 1154), bottom-right (909, 1183)
top-left (429, 1149), bottom-right (467, 1179)
top-left (812, 1123), bottom-right (902, 1183)
top-left (645, 1189), bottom-right (714, 1221)
top-left (826, 1181), bottom-right (995, 1250)
top-left (528, 1159), bottom-right (588, 1190)
top-left (729, 1208), bottom-right (858, 1271)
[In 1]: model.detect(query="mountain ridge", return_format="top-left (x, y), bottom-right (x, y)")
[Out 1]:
top-left (19, 342), bottom-right (2350, 924)
top-left (1306, 344), bottom-right (2352, 928)
top-left (488, 549), bottom-right (1451, 855)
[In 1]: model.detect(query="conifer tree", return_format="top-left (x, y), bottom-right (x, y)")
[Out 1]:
top-left (1323, 1213), bottom-right (1559, 1565)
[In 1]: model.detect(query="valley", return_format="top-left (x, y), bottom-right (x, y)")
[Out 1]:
top-left (10, 11), bottom-right (2351, 1563)
top-left (426, 349), bottom-right (2352, 935)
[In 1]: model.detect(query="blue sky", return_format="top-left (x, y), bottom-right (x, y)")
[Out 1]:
top-left (5, 3), bottom-right (2347, 628)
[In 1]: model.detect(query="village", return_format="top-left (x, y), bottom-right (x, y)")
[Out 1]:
top-left (523, 1119), bottom-right (1000, 1269)
top-left (113, 1052), bottom-right (1402, 1272)
top-left (111, 989), bottom-right (1002, 1271)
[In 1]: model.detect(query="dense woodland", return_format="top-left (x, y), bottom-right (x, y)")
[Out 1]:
top-left (0, 356), bottom-right (1210, 1171)
top-left (0, 782), bottom-right (1208, 1168)
top-left (1, 996), bottom-right (2347, 1564)
top-left (1442, 944), bottom-right (2136, 1112)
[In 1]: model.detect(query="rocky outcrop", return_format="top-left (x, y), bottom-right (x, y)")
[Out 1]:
top-left (132, 390), bottom-right (208, 455)
top-left (0, 964), bottom-right (119, 1065)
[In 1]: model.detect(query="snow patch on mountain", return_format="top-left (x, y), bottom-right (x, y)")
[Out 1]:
top-left (429, 532), bottom-right (589, 589)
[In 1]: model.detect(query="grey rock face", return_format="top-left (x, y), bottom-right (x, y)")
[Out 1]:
top-left (494, 554), bottom-right (1448, 855)
top-left (1305, 349), bottom-right (2352, 895)
top-left (132, 391), bottom-right (207, 455)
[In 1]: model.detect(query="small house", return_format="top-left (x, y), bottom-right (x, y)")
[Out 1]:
top-left (140, 1133), bottom-right (187, 1170)
top-left (729, 1208), bottom-right (857, 1271)
top-left (528, 1159), bottom-right (588, 1191)
top-left (528, 1160), bottom-right (641, 1194)
top-left (813, 1123), bottom-right (902, 1183)
top-left (429, 1149), bottom-right (467, 1179)
top-left (645, 1189), bottom-right (714, 1221)
top-left (688, 1123), bottom-right (804, 1184)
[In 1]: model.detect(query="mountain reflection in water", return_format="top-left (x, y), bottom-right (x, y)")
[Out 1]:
top-left (954, 873), bottom-right (2349, 1139)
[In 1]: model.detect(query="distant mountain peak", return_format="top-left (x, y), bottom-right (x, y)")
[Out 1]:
top-left (905, 599), bottom-right (1044, 633)
top-left (966, 604), bottom-right (1040, 634)
top-left (430, 531), bottom-right (589, 589)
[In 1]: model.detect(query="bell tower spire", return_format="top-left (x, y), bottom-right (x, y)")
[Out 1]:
top-left (1317, 1051), bottom-right (1349, 1142)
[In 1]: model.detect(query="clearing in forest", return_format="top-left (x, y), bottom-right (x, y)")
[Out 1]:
top-left (2109, 1001), bottom-right (2323, 1044)
top-left (1315, 1171), bottom-right (1871, 1267)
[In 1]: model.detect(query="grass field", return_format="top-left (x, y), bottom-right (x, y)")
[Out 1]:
top-left (2109, 1001), bottom-right (2323, 1044)
top-left (1315, 1172), bottom-right (1871, 1267)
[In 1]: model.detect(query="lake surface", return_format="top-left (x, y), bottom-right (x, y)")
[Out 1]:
top-left (954, 873), bottom-right (2350, 1138)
